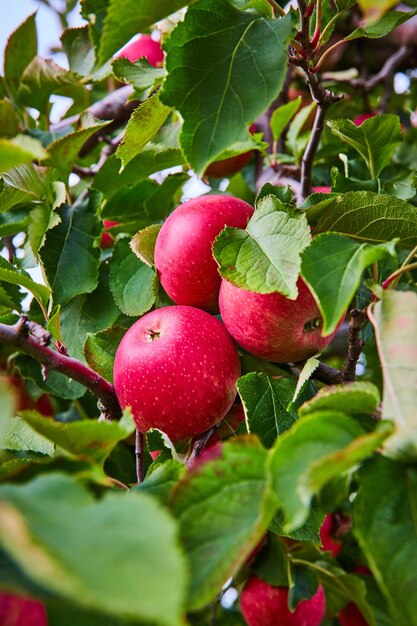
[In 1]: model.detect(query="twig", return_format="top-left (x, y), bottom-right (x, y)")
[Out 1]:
top-left (0, 316), bottom-right (121, 419)
top-left (351, 45), bottom-right (411, 92)
top-left (186, 426), bottom-right (218, 467)
top-left (72, 131), bottom-right (124, 178)
top-left (313, 361), bottom-right (342, 384)
top-left (4, 237), bottom-right (16, 263)
top-left (340, 309), bottom-right (367, 383)
top-left (135, 430), bottom-right (144, 484)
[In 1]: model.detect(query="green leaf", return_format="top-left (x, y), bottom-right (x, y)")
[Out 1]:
top-left (97, 0), bottom-right (191, 64)
top-left (313, 191), bottom-right (417, 249)
top-left (40, 196), bottom-right (101, 306)
top-left (327, 116), bottom-right (403, 179)
top-left (60, 264), bottom-right (121, 362)
top-left (268, 412), bottom-right (367, 530)
top-left (252, 534), bottom-right (289, 586)
top-left (213, 195), bottom-right (311, 298)
top-left (61, 25), bottom-right (96, 78)
top-left (112, 57), bottom-right (166, 94)
top-left (237, 373), bottom-right (299, 448)
top-left (1, 415), bottom-right (54, 456)
top-left (0, 256), bottom-right (51, 312)
top-left (0, 473), bottom-right (187, 626)
top-left (0, 136), bottom-right (47, 174)
top-left (138, 460), bottom-right (185, 506)
top-left (161, 2), bottom-right (295, 174)
top-left (299, 381), bottom-right (381, 417)
top-left (270, 98), bottom-right (302, 142)
top-left (21, 409), bottom-right (134, 465)
top-left (130, 224), bottom-right (161, 267)
top-left (45, 120), bottom-right (110, 176)
top-left (347, 8), bottom-right (417, 39)
top-left (109, 238), bottom-right (157, 316)
top-left (15, 355), bottom-right (86, 401)
top-left (289, 357), bottom-right (319, 410)
top-left (370, 290), bottom-right (417, 460)
top-left (0, 100), bottom-right (19, 137)
top-left (84, 326), bottom-right (126, 383)
top-left (171, 437), bottom-right (276, 610)
top-left (0, 163), bottom-right (46, 213)
top-left (270, 504), bottom-right (325, 544)
top-left (354, 456), bottom-right (417, 626)
top-left (4, 13), bottom-right (37, 98)
top-left (301, 233), bottom-right (397, 335)
top-left (18, 57), bottom-right (89, 114)
top-left (286, 102), bottom-right (316, 161)
top-left (0, 378), bottom-right (14, 443)
top-left (117, 93), bottom-right (172, 169)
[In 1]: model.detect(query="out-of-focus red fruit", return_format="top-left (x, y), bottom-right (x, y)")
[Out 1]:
top-left (240, 577), bottom-right (326, 626)
top-left (100, 220), bottom-right (119, 250)
top-left (339, 602), bottom-right (369, 626)
top-left (219, 278), bottom-right (345, 363)
top-left (320, 514), bottom-right (342, 557)
top-left (150, 449), bottom-right (161, 461)
top-left (312, 186), bottom-right (331, 193)
top-left (205, 125), bottom-right (256, 178)
top-left (116, 34), bottom-right (164, 67)
top-left (5, 375), bottom-right (53, 417)
top-left (0, 592), bottom-right (47, 626)
top-left (154, 195), bottom-right (254, 312)
top-left (353, 565), bottom-right (372, 575)
top-left (353, 113), bottom-right (377, 126)
top-left (113, 306), bottom-right (241, 442)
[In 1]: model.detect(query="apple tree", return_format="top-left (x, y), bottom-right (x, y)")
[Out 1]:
top-left (0, 1), bottom-right (417, 624)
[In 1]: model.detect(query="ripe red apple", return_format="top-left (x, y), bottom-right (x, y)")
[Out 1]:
top-left (205, 125), bottom-right (256, 178)
top-left (3, 374), bottom-right (53, 417)
top-left (353, 113), bottom-right (377, 126)
top-left (154, 195), bottom-right (254, 312)
top-left (113, 306), bottom-right (241, 442)
top-left (100, 220), bottom-right (119, 249)
top-left (312, 186), bottom-right (331, 193)
top-left (116, 34), bottom-right (164, 67)
top-left (320, 514), bottom-right (342, 557)
top-left (339, 602), bottom-right (368, 626)
top-left (219, 278), bottom-right (343, 363)
top-left (240, 577), bottom-right (326, 626)
top-left (0, 592), bottom-right (47, 626)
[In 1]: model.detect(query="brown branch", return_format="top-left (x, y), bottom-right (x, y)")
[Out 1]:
top-left (350, 45), bottom-right (411, 92)
top-left (312, 361), bottom-right (343, 384)
top-left (0, 316), bottom-right (121, 420)
top-left (340, 309), bottom-right (367, 382)
top-left (135, 430), bottom-right (144, 484)
top-left (186, 426), bottom-right (218, 467)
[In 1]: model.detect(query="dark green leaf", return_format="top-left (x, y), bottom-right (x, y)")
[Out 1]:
top-left (0, 256), bottom-right (51, 312)
top-left (161, 2), bottom-right (295, 174)
top-left (130, 224), bottom-right (161, 267)
top-left (61, 25), bottom-right (96, 78)
top-left (84, 326), bottom-right (126, 383)
top-left (0, 100), bottom-right (19, 137)
top-left (0, 163), bottom-right (46, 213)
top-left (347, 8), bottom-right (417, 40)
top-left (138, 460), bottom-right (185, 505)
top-left (112, 57), bottom-right (166, 94)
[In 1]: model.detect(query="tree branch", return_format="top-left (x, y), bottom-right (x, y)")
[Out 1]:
top-left (340, 308), bottom-right (367, 382)
top-left (0, 317), bottom-right (121, 420)
top-left (135, 430), bottom-right (144, 484)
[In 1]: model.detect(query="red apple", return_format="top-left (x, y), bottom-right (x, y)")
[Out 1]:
top-left (100, 220), bottom-right (119, 249)
top-left (205, 125), bottom-right (256, 178)
top-left (219, 278), bottom-right (343, 363)
top-left (312, 186), bottom-right (331, 193)
top-left (116, 34), bottom-right (164, 67)
top-left (353, 113), bottom-right (377, 126)
top-left (339, 603), bottom-right (368, 626)
top-left (240, 577), bottom-right (326, 626)
top-left (154, 195), bottom-right (254, 312)
top-left (0, 592), bottom-right (47, 626)
top-left (4, 375), bottom-right (53, 417)
top-left (320, 514), bottom-right (342, 557)
top-left (113, 306), bottom-right (241, 442)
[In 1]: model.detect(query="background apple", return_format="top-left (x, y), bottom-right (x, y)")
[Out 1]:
top-left (312, 186), bottom-right (331, 193)
top-left (100, 220), bottom-right (119, 250)
top-left (240, 577), bottom-right (326, 626)
top-left (2, 374), bottom-right (53, 417)
top-left (219, 278), bottom-right (343, 363)
top-left (116, 34), bottom-right (164, 66)
top-left (353, 113), bottom-right (377, 126)
top-left (339, 602), bottom-right (369, 626)
top-left (113, 306), bottom-right (241, 442)
top-left (320, 514), bottom-right (342, 557)
top-left (0, 592), bottom-right (47, 626)
top-left (154, 195), bottom-right (254, 312)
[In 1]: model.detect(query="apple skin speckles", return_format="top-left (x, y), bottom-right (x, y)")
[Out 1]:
top-left (113, 306), bottom-right (241, 442)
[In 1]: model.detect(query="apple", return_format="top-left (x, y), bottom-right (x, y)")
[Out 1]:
top-left (113, 305), bottom-right (241, 442)
top-left (320, 514), bottom-right (342, 557)
top-left (0, 592), bottom-right (47, 626)
top-left (205, 124), bottom-right (256, 178)
top-left (100, 220), bottom-right (119, 249)
top-left (240, 577), bottom-right (326, 626)
top-left (312, 186), bottom-right (331, 193)
top-left (339, 603), bottom-right (368, 626)
top-left (116, 34), bottom-right (164, 67)
top-left (3, 374), bottom-right (53, 417)
top-left (154, 195), bottom-right (254, 312)
top-left (219, 278), bottom-right (343, 363)
top-left (353, 113), bottom-right (376, 126)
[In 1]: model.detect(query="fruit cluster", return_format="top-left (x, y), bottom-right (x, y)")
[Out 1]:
top-left (113, 194), bottom-right (340, 443)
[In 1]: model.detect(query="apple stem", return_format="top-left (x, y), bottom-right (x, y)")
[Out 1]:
top-left (186, 426), bottom-right (218, 467)
top-left (0, 316), bottom-right (122, 420)
top-left (135, 430), bottom-right (144, 483)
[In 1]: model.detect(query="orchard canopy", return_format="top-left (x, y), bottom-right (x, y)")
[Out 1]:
top-left (0, 1), bottom-right (417, 625)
